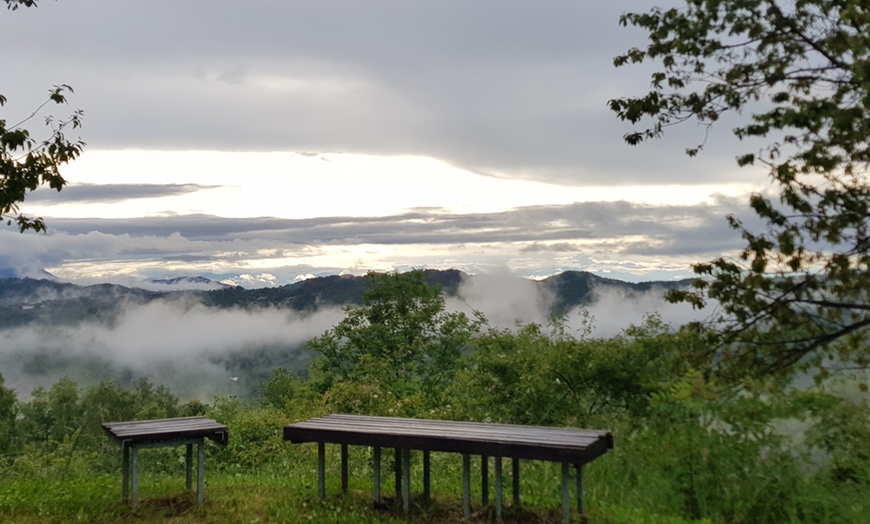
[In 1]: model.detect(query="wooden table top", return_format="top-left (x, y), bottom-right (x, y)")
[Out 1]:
top-left (102, 416), bottom-right (229, 446)
top-left (284, 414), bottom-right (612, 464)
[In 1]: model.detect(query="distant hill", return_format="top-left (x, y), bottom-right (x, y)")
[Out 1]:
top-left (0, 267), bottom-right (60, 280)
top-left (0, 270), bottom-right (692, 328)
top-left (0, 278), bottom-right (158, 328)
top-left (143, 276), bottom-right (236, 291)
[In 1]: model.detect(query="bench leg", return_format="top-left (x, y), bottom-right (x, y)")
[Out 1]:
top-left (131, 445), bottom-right (139, 510)
top-left (197, 438), bottom-right (205, 504)
top-left (318, 442), bottom-right (326, 499)
top-left (462, 454), bottom-right (471, 519)
top-left (576, 464), bottom-right (584, 516)
top-left (341, 444), bottom-right (349, 493)
top-left (495, 456), bottom-right (503, 522)
top-left (512, 458), bottom-right (520, 507)
top-left (481, 455), bottom-right (489, 507)
top-left (373, 446), bottom-right (381, 503)
top-left (186, 443), bottom-right (193, 492)
top-left (394, 448), bottom-right (401, 506)
top-left (401, 448), bottom-right (411, 513)
top-left (423, 450), bottom-right (431, 501)
top-left (122, 442), bottom-right (130, 500)
top-left (561, 461), bottom-right (570, 524)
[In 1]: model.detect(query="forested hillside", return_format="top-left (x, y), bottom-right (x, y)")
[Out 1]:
top-left (0, 270), bottom-right (691, 401)
top-left (1, 270), bottom-right (867, 523)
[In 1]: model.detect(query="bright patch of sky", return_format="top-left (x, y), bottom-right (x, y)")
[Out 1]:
top-left (32, 150), bottom-right (756, 220)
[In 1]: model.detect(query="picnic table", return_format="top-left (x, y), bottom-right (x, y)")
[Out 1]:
top-left (284, 414), bottom-right (613, 523)
top-left (102, 416), bottom-right (228, 509)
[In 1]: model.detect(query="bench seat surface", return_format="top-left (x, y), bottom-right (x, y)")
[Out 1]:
top-left (284, 414), bottom-right (612, 464)
top-left (103, 416), bottom-right (229, 446)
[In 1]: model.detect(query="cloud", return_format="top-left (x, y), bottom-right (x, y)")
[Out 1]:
top-left (0, 297), bottom-right (346, 398)
top-left (0, 196), bottom-right (752, 287)
top-left (1, 0), bottom-right (755, 186)
top-left (26, 183), bottom-right (217, 204)
top-left (585, 286), bottom-right (709, 339)
top-left (0, 269), bottom-right (707, 399)
top-left (447, 273), bottom-right (554, 328)
top-left (445, 270), bottom-right (709, 338)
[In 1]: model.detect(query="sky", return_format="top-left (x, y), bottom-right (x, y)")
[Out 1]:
top-left (1, 0), bottom-right (770, 289)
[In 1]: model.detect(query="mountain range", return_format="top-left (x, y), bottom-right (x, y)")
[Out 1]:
top-left (0, 269), bottom-right (691, 329)
top-left (0, 269), bottom-right (695, 398)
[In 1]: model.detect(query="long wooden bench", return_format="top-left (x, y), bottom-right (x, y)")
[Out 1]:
top-left (284, 414), bottom-right (613, 522)
top-left (102, 416), bottom-right (228, 509)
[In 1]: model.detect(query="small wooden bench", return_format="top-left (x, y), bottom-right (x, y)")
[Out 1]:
top-left (284, 414), bottom-right (613, 522)
top-left (102, 416), bottom-right (228, 509)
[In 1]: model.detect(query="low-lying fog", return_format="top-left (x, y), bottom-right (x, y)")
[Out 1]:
top-left (0, 277), bottom-right (707, 400)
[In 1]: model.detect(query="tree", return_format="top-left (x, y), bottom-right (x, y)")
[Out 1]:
top-left (2, 0), bottom-right (84, 232)
top-left (0, 373), bottom-right (20, 457)
top-left (308, 270), bottom-right (479, 410)
top-left (610, 1), bottom-right (870, 384)
top-left (4, 0), bottom-right (44, 9)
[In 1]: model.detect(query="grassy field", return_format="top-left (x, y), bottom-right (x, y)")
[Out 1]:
top-left (0, 445), bottom-right (701, 524)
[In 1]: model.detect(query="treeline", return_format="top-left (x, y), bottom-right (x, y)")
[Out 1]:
top-left (1, 270), bottom-right (868, 523)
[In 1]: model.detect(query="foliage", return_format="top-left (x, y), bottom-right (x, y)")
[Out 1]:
top-left (308, 270), bottom-right (479, 414)
top-left (611, 0), bottom-right (870, 384)
top-left (0, 373), bottom-right (21, 458)
top-left (4, 0), bottom-right (46, 9)
top-left (804, 391), bottom-right (870, 485)
top-left (2, 1), bottom-right (84, 232)
top-left (602, 372), bottom-right (859, 523)
top-left (17, 377), bottom-right (179, 457)
top-left (1, 84), bottom-right (84, 232)
top-left (2, 278), bottom-right (869, 522)
top-left (451, 315), bottom-right (691, 428)
top-left (260, 367), bottom-right (316, 411)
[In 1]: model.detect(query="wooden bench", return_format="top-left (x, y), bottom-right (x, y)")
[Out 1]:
top-left (283, 414), bottom-right (613, 522)
top-left (102, 416), bottom-right (228, 509)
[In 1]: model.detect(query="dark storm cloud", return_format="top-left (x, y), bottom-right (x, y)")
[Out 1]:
top-left (1, 0), bottom-right (752, 186)
top-left (26, 183), bottom-right (215, 203)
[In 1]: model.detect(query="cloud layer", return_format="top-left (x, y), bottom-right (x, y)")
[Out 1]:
top-left (3, 0), bottom-right (759, 186)
top-left (0, 195), bottom-right (758, 286)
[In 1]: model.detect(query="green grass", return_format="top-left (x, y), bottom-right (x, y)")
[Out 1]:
top-left (0, 452), bottom-right (705, 524)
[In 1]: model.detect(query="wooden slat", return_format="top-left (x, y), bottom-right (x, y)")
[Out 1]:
top-left (288, 415), bottom-right (610, 447)
top-left (284, 414), bottom-right (613, 464)
top-left (102, 416), bottom-right (229, 446)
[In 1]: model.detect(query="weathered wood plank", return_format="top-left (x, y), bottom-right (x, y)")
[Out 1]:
top-left (103, 416), bottom-right (229, 446)
top-left (283, 414), bottom-right (613, 464)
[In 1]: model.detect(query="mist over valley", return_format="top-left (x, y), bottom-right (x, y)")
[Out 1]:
top-left (0, 269), bottom-right (701, 400)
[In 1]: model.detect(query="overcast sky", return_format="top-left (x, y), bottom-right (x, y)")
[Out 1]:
top-left (1, 1), bottom-right (770, 288)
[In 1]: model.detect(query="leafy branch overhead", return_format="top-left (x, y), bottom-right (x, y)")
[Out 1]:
top-left (4, 0), bottom-right (48, 10)
top-left (2, 0), bottom-right (83, 232)
top-left (0, 85), bottom-right (84, 232)
top-left (611, 0), bottom-right (870, 383)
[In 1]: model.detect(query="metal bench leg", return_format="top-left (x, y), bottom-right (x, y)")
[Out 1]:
top-left (423, 450), bottom-right (431, 501)
top-left (373, 446), bottom-right (381, 503)
top-left (495, 456), bottom-right (503, 522)
top-left (341, 444), bottom-right (349, 492)
top-left (512, 458), bottom-right (520, 507)
top-left (561, 461), bottom-right (570, 524)
top-left (394, 448), bottom-right (401, 506)
top-left (318, 442), bottom-right (326, 499)
top-left (122, 441), bottom-right (130, 500)
top-left (462, 454), bottom-right (471, 519)
top-left (481, 455), bottom-right (489, 506)
top-left (401, 448), bottom-right (411, 513)
top-left (186, 443), bottom-right (193, 492)
top-left (197, 438), bottom-right (204, 504)
top-left (131, 445), bottom-right (139, 510)
top-left (576, 464), bottom-right (584, 516)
